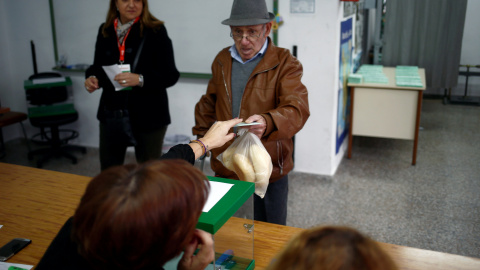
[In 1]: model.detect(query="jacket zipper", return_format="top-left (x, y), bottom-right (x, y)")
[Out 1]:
top-left (219, 61), bottom-right (231, 104)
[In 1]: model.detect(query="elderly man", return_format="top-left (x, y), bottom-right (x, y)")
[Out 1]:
top-left (192, 0), bottom-right (310, 225)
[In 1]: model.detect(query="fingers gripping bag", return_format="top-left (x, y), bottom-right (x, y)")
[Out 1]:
top-left (217, 129), bottom-right (273, 198)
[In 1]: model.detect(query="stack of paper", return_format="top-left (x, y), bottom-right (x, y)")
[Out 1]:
top-left (395, 66), bottom-right (423, 87)
top-left (348, 74), bottom-right (363, 84)
top-left (356, 65), bottom-right (388, 84)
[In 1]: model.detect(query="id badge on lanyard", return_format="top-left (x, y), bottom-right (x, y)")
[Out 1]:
top-left (114, 17), bottom-right (138, 91)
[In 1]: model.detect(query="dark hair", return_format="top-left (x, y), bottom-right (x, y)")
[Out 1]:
top-left (102, 0), bottom-right (164, 37)
top-left (73, 159), bottom-right (209, 270)
top-left (267, 226), bottom-right (398, 270)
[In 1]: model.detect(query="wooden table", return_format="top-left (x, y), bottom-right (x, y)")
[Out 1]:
top-left (347, 67), bottom-right (426, 165)
top-left (1, 162), bottom-right (480, 269)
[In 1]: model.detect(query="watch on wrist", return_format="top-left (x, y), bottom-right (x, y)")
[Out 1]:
top-left (138, 74), bottom-right (144, 87)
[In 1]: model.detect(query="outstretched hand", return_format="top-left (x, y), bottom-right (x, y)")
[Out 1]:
top-left (200, 118), bottom-right (243, 151)
top-left (177, 229), bottom-right (214, 270)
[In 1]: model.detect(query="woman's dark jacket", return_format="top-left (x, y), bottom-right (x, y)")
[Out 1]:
top-left (85, 22), bottom-right (179, 132)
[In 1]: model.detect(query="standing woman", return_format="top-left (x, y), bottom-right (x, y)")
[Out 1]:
top-left (84, 0), bottom-right (180, 171)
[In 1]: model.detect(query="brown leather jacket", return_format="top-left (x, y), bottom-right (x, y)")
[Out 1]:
top-left (193, 38), bottom-right (310, 183)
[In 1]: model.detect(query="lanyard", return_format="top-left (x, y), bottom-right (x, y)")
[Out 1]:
top-left (114, 17), bottom-right (139, 64)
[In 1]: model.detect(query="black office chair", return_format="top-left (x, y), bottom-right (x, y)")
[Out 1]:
top-left (26, 72), bottom-right (86, 168)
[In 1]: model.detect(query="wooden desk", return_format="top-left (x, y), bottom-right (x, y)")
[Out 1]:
top-left (0, 162), bottom-right (89, 267)
top-left (347, 67), bottom-right (426, 165)
top-left (1, 163), bottom-right (479, 269)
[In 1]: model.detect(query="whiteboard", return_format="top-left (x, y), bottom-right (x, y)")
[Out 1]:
top-left (53, 0), bottom-right (107, 68)
top-left (52, 0), bottom-right (253, 74)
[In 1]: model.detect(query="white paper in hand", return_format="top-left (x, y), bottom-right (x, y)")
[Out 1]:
top-left (102, 64), bottom-right (131, 91)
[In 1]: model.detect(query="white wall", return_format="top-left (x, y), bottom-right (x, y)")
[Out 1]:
top-left (1, 0), bottom-right (478, 176)
top-left (277, 1), bottom-right (343, 175)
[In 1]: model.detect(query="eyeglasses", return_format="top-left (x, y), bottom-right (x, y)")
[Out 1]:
top-left (230, 27), bottom-right (265, 41)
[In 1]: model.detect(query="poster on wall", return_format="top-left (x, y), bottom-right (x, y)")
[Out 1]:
top-left (336, 16), bottom-right (354, 154)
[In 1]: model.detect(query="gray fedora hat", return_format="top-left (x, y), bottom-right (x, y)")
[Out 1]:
top-left (222, 0), bottom-right (275, 26)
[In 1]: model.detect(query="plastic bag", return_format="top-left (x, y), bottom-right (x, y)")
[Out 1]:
top-left (217, 129), bottom-right (272, 198)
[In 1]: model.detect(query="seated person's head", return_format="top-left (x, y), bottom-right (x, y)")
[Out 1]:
top-left (72, 159), bottom-right (209, 270)
top-left (268, 226), bottom-right (398, 270)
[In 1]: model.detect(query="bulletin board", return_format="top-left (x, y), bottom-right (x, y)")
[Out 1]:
top-left (50, 0), bottom-right (248, 76)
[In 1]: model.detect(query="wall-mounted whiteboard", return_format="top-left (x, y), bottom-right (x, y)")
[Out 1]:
top-left (52, 0), bottom-right (264, 74)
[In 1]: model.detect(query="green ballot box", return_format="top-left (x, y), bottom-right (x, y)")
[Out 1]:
top-left (164, 176), bottom-right (255, 270)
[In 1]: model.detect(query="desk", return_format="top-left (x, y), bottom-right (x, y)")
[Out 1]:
top-left (347, 67), bottom-right (426, 165)
top-left (1, 163), bottom-right (480, 269)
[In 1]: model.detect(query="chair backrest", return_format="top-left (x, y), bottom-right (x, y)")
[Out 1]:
top-left (26, 72), bottom-right (68, 105)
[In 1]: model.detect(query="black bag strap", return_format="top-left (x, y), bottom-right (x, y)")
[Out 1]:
top-left (132, 31), bottom-right (146, 73)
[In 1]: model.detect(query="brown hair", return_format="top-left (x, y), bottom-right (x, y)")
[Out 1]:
top-left (267, 226), bottom-right (398, 270)
top-left (73, 159), bottom-right (210, 270)
top-left (102, 0), bottom-right (164, 37)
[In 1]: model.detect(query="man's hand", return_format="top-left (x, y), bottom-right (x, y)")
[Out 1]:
top-left (245, 114), bottom-right (266, 139)
top-left (178, 229), bottom-right (214, 270)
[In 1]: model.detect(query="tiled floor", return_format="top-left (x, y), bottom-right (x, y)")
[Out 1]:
top-left (1, 99), bottom-right (479, 259)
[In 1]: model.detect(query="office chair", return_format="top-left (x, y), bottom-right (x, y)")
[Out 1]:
top-left (0, 106), bottom-right (30, 159)
top-left (26, 72), bottom-right (86, 168)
